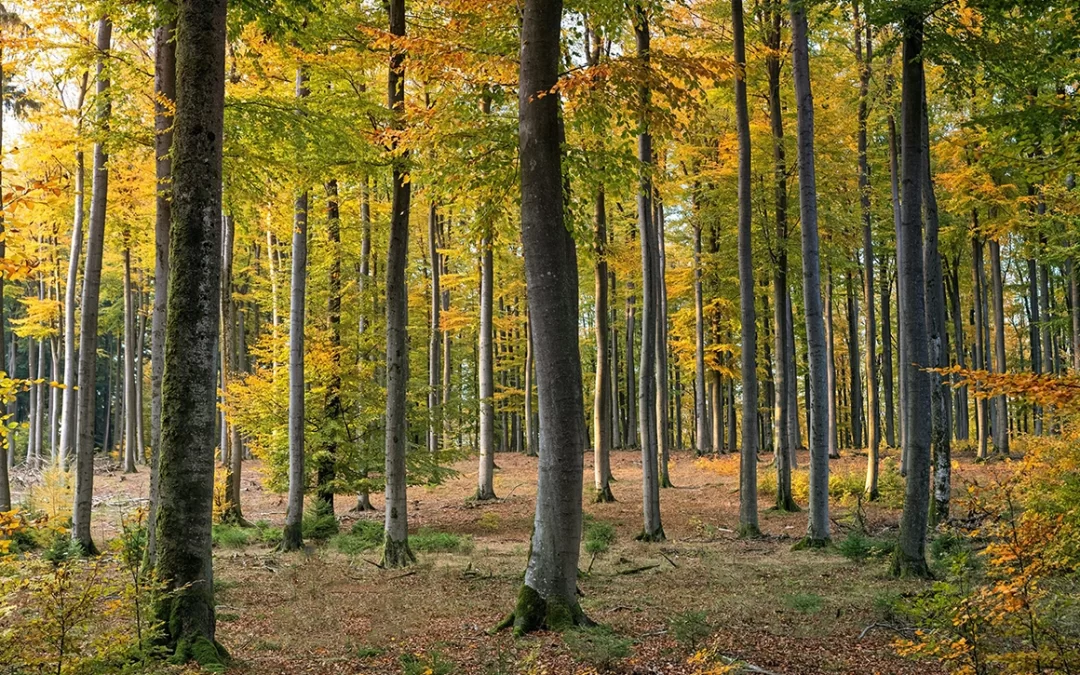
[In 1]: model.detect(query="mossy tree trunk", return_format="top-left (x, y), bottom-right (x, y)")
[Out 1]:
top-left (502, 0), bottom-right (590, 634)
top-left (72, 16), bottom-right (112, 555)
top-left (153, 0), bottom-right (228, 664)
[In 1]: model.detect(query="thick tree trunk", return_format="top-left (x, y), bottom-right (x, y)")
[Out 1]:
top-left (634, 6), bottom-right (663, 542)
top-left (790, 0), bottom-right (829, 546)
top-left (478, 234), bottom-right (496, 500)
top-left (733, 0), bottom-right (759, 536)
top-left (146, 17), bottom-right (175, 568)
top-left (282, 67), bottom-right (309, 552)
top-left (72, 17), bottom-right (113, 554)
top-left (502, 0), bottom-right (589, 633)
top-left (593, 187), bottom-right (614, 501)
top-left (153, 0), bottom-right (227, 663)
top-left (893, 14), bottom-right (932, 578)
top-left (383, 0), bottom-right (415, 568)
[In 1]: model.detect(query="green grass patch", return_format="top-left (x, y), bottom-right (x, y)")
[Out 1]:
top-left (783, 592), bottom-right (824, 614)
top-left (836, 531), bottom-right (896, 561)
top-left (411, 528), bottom-right (472, 554)
top-left (212, 524), bottom-right (252, 548)
top-left (563, 625), bottom-right (632, 669)
top-left (400, 651), bottom-right (455, 675)
top-left (302, 511), bottom-right (339, 540)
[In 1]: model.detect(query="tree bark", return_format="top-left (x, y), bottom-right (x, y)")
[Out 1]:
top-left (427, 202), bottom-right (441, 457)
top-left (383, 0), bottom-right (415, 568)
top-left (501, 0), bottom-right (589, 633)
top-left (593, 186), bottom-right (614, 501)
top-left (825, 271), bottom-right (839, 458)
top-left (146, 16), bottom-right (175, 568)
top-left (72, 16), bottom-right (112, 554)
top-left (123, 243), bottom-right (137, 474)
top-left (733, 0), bottom-right (759, 536)
top-left (790, 0), bottom-right (829, 546)
top-left (153, 0), bottom-right (227, 662)
top-left (693, 220), bottom-right (709, 456)
top-left (881, 261), bottom-right (895, 447)
top-left (989, 239), bottom-right (1009, 454)
top-left (219, 214), bottom-right (246, 525)
top-left (655, 199), bottom-right (673, 489)
top-left (893, 13), bottom-right (932, 578)
top-left (282, 66), bottom-right (309, 552)
top-left (316, 180), bottom-right (342, 516)
top-left (972, 229), bottom-right (989, 459)
top-left (478, 232), bottom-right (496, 500)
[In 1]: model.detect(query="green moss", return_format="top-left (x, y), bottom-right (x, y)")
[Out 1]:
top-left (502, 583), bottom-right (591, 637)
top-left (381, 535), bottom-right (416, 568)
top-left (737, 523), bottom-right (762, 539)
top-left (792, 536), bottom-right (831, 551)
top-left (635, 527), bottom-right (666, 543)
top-left (170, 635), bottom-right (227, 672)
top-left (890, 550), bottom-right (934, 579)
top-left (593, 485), bottom-right (616, 503)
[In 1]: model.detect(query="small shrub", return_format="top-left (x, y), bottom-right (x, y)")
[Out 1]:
top-left (563, 625), bottom-right (632, 669)
top-left (757, 470), bottom-right (778, 497)
top-left (302, 511), bottom-right (339, 540)
top-left (212, 524), bottom-right (252, 549)
top-left (400, 650), bottom-right (455, 675)
top-left (332, 520), bottom-right (384, 555)
top-left (411, 528), bottom-right (472, 554)
top-left (254, 521), bottom-right (283, 546)
top-left (783, 592), bottom-right (823, 614)
top-left (836, 531), bottom-right (895, 562)
top-left (668, 610), bottom-right (712, 651)
top-left (583, 520), bottom-right (616, 556)
top-left (477, 511), bottom-right (501, 531)
top-left (356, 645), bottom-right (384, 659)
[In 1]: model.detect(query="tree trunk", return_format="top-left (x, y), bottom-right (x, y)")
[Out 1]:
top-left (881, 261), bottom-right (895, 447)
top-left (123, 243), bottom-right (137, 474)
top-left (693, 221), bottom-right (709, 456)
top-left (146, 16), bottom-right (175, 568)
top-left (846, 271), bottom-right (863, 453)
top-left (989, 239), bottom-right (1009, 454)
top-left (153, 0), bottom-right (227, 662)
top-left (282, 67), bottom-right (309, 552)
top-left (893, 13), bottom-right (932, 578)
top-left (478, 233), bottom-right (496, 499)
top-left (219, 214), bottom-right (245, 525)
top-left (825, 271), bottom-right (839, 458)
top-left (887, 63), bottom-right (906, 457)
top-left (72, 17), bottom-right (112, 554)
top-left (790, 0), bottom-right (829, 546)
top-left (382, 0), bottom-right (415, 568)
top-left (634, 5), bottom-right (663, 542)
top-left (732, 0), bottom-right (759, 536)
top-left (972, 230), bottom-right (989, 459)
top-left (428, 202), bottom-right (441, 456)
top-left (524, 312), bottom-right (538, 457)
top-left (593, 186), bottom-right (614, 501)
top-left (502, 0), bottom-right (589, 633)
top-left (655, 199), bottom-right (673, 488)
top-left (946, 257), bottom-right (969, 440)
top-left (316, 180), bottom-right (342, 516)
top-left (1029, 255), bottom-right (1042, 433)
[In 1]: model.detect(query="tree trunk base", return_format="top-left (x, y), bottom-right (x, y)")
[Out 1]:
top-left (891, 551), bottom-right (933, 579)
top-left (351, 493), bottom-right (377, 512)
top-left (493, 583), bottom-right (593, 637)
top-left (381, 535), bottom-right (416, 568)
top-left (737, 523), bottom-right (762, 538)
top-left (635, 528), bottom-right (666, 543)
top-left (793, 536), bottom-right (830, 551)
top-left (280, 523), bottom-right (303, 552)
top-left (593, 485), bottom-right (615, 503)
top-left (659, 475), bottom-right (674, 489)
top-left (168, 634), bottom-right (229, 671)
top-left (773, 494), bottom-right (800, 513)
top-left (474, 488), bottom-right (498, 502)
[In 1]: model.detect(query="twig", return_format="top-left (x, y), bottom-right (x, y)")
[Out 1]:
top-left (390, 570), bottom-right (416, 581)
top-left (617, 563), bottom-right (660, 575)
top-left (659, 551), bottom-right (679, 568)
top-left (362, 558), bottom-right (385, 570)
top-left (503, 482), bottom-right (528, 498)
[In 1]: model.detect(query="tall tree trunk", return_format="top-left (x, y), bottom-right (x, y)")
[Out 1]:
top-left (72, 17), bottom-right (112, 554)
top-left (219, 214), bottom-right (246, 525)
top-left (887, 62), bottom-right (906, 457)
top-left (634, 5), bottom-right (663, 542)
top-left (946, 257), bottom-right (969, 440)
top-left (790, 0), bottom-right (829, 546)
top-left (593, 186), bottom-right (614, 501)
top-left (732, 0), bottom-right (759, 535)
top-left (428, 203), bottom-right (441, 456)
top-left (0, 23), bottom-right (7, 508)
top-left (881, 261), bottom-right (896, 447)
top-left (625, 294), bottom-right (637, 448)
top-left (972, 230), bottom-right (989, 459)
top-left (123, 243), bottom-right (137, 474)
top-left (825, 271), bottom-right (839, 458)
top-left (501, 0), bottom-right (589, 633)
top-left (920, 83), bottom-right (950, 523)
top-left (477, 233), bottom-right (497, 500)
top-left (316, 180), bottom-right (342, 516)
top-left (989, 239), bottom-right (1009, 454)
top-left (282, 67), bottom-right (309, 552)
top-left (655, 199), bottom-right (673, 488)
top-left (153, 0), bottom-right (227, 662)
top-left (855, 3), bottom-right (880, 487)
top-left (693, 220), bottom-right (709, 456)
top-left (846, 271), bottom-right (863, 453)
top-left (146, 16), bottom-right (175, 568)
top-left (442, 220), bottom-right (453, 450)
top-left (383, 0), bottom-right (415, 568)
top-left (524, 312), bottom-right (538, 457)
top-left (1028, 255), bottom-right (1042, 433)
top-left (893, 12), bottom-right (932, 578)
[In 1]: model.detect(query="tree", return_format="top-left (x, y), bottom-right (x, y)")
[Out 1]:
top-left (892, 7), bottom-right (932, 579)
top-left (382, 0), bottom-right (415, 569)
top-left (477, 229), bottom-right (496, 500)
top-left (594, 184), bottom-right (615, 502)
top-left (153, 0), bottom-right (228, 664)
top-left (282, 65), bottom-right (309, 553)
top-left (733, 0), bottom-right (759, 537)
top-left (790, 0), bottom-right (829, 547)
top-left (71, 15), bottom-right (112, 555)
top-left (499, 0), bottom-right (589, 634)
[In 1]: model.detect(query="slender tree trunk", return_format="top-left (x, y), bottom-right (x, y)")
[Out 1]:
top-left (282, 67), bottom-right (309, 552)
top-left (1029, 255), bottom-right (1042, 433)
top-left (0, 33), bottom-right (7, 508)
top-left (72, 17), bottom-right (113, 554)
top-left (383, 0), bottom-right (415, 568)
top-left (790, 0), bottom-right (829, 546)
top-left (989, 239), bottom-right (1009, 454)
top-left (502, 0), bottom-right (589, 632)
top-left (593, 186), bottom-right (614, 501)
top-left (655, 200), bottom-right (673, 488)
top-left (219, 214), bottom-right (246, 525)
top-left (478, 233), bottom-right (497, 500)
top-left (428, 203), bottom-right (441, 456)
top-left (846, 271), bottom-right (863, 453)
top-left (887, 63), bottom-right (907, 457)
top-left (881, 262), bottom-right (895, 447)
top-left (825, 271), bottom-right (839, 458)
top-left (732, 0), bottom-right (759, 535)
top-left (146, 17), bottom-right (175, 568)
top-left (893, 13), bottom-right (932, 578)
top-left (946, 257), bottom-right (969, 440)
top-left (442, 220), bottom-right (453, 450)
top-left (316, 180), bottom-right (342, 516)
top-left (972, 230), bottom-right (989, 459)
top-left (625, 294), bottom-right (637, 448)
top-left (153, 0), bottom-right (227, 662)
top-left (693, 221), bottom-right (709, 456)
top-left (123, 243), bottom-right (137, 474)
top-left (634, 5), bottom-right (663, 542)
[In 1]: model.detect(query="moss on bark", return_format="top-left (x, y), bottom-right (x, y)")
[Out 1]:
top-left (792, 535), bottom-right (831, 551)
top-left (381, 535), bottom-right (416, 568)
top-left (635, 527), bottom-right (666, 543)
top-left (891, 550), bottom-right (933, 579)
top-left (593, 485), bottom-right (615, 503)
top-left (494, 584), bottom-right (592, 637)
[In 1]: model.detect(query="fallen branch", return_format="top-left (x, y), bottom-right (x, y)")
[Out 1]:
top-left (659, 551), bottom-right (679, 568)
top-left (390, 570), bottom-right (416, 581)
top-left (362, 558), bottom-right (385, 570)
top-left (617, 563), bottom-right (660, 575)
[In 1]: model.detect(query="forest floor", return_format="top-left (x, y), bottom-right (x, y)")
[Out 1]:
top-left (76, 447), bottom-right (978, 675)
